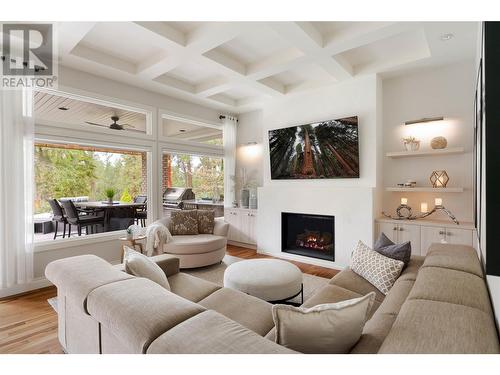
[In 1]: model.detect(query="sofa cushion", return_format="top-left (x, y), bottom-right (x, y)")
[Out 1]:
top-left (423, 243), bottom-right (483, 278)
top-left (350, 241), bottom-right (404, 295)
top-left (123, 247), bottom-right (170, 290)
top-left (168, 272), bottom-right (221, 302)
top-left (147, 310), bottom-right (295, 354)
top-left (197, 210), bottom-right (215, 234)
top-left (350, 311), bottom-right (398, 354)
top-left (378, 299), bottom-right (500, 354)
top-left (329, 269), bottom-right (385, 303)
top-left (198, 287), bottom-right (275, 336)
top-left (86, 278), bottom-right (205, 353)
top-left (397, 255), bottom-right (424, 282)
top-left (272, 292), bottom-right (375, 354)
top-left (164, 234), bottom-right (227, 255)
top-left (350, 278), bottom-right (416, 354)
top-left (45, 254), bottom-right (133, 314)
top-left (407, 267), bottom-right (492, 314)
top-left (170, 210), bottom-right (198, 235)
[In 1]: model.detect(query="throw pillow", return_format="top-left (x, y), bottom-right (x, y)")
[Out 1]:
top-left (374, 232), bottom-right (412, 266)
top-left (123, 246), bottom-right (170, 290)
top-left (197, 210), bottom-right (215, 234)
top-left (170, 210), bottom-right (199, 235)
top-left (350, 240), bottom-right (404, 295)
top-left (272, 292), bottom-right (375, 354)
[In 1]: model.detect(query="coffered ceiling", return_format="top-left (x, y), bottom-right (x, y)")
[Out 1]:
top-left (57, 21), bottom-right (478, 113)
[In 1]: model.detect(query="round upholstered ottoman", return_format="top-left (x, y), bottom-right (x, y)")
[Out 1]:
top-left (223, 259), bottom-right (303, 304)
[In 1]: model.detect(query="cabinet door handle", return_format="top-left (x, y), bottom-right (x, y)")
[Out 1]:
top-left (393, 227), bottom-right (397, 231)
top-left (399, 227), bottom-right (404, 231)
top-left (439, 230), bottom-right (445, 235)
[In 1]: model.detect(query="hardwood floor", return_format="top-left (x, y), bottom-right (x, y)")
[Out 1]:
top-left (0, 286), bottom-right (61, 354)
top-left (0, 244), bottom-right (338, 354)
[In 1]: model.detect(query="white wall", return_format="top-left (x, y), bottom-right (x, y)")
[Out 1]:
top-left (382, 61), bottom-right (475, 223)
top-left (252, 74), bottom-right (381, 268)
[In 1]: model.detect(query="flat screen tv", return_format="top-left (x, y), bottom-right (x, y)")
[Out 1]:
top-left (268, 116), bottom-right (359, 180)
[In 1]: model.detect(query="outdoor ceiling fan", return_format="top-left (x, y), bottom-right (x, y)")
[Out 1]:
top-left (85, 116), bottom-right (135, 130)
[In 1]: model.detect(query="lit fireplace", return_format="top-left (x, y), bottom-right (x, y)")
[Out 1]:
top-left (282, 212), bottom-right (335, 262)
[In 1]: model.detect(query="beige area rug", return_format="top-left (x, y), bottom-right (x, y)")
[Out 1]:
top-left (47, 255), bottom-right (330, 311)
top-left (184, 254), bottom-right (330, 304)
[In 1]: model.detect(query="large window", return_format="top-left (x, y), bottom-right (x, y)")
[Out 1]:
top-left (162, 152), bottom-right (224, 216)
top-left (34, 142), bottom-right (148, 241)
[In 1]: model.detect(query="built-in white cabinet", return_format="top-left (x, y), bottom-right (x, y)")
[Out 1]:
top-left (375, 218), bottom-right (474, 256)
top-left (378, 222), bottom-right (421, 255)
top-left (225, 208), bottom-right (257, 247)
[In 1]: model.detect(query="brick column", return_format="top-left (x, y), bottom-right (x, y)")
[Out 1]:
top-left (162, 153), bottom-right (172, 192)
top-left (141, 152), bottom-right (147, 195)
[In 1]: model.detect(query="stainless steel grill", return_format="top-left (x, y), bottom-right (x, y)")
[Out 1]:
top-left (162, 187), bottom-right (195, 209)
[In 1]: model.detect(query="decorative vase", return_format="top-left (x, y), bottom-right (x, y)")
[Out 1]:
top-left (108, 198), bottom-right (113, 204)
top-left (249, 189), bottom-right (258, 209)
top-left (404, 141), bottom-right (420, 151)
top-left (431, 136), bottom-right (447, 149)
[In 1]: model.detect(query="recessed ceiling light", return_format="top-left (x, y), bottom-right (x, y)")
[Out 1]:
top-left (58, 106), bottom-right (69, 111)
top-left (440, 33), bottom-right (454, 41)
top-left (179, 129), bottom-right (186, 132)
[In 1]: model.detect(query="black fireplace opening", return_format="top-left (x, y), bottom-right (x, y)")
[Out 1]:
top-left (281, 212), bottom-right (335, 262)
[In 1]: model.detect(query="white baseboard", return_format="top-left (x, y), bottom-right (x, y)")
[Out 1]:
top-left (227, 240), bottom-right (257, 250)
top-left (0, 277), bottom-right (53, 298)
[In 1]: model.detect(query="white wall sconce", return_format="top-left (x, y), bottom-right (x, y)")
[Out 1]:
top-left (240, 141), bottom-right (260, 159)
top-left (404, 117), bottom-right (444, 125)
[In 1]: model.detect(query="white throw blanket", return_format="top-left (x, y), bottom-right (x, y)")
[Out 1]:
top-left (145, 222), bottom-right (173, 257)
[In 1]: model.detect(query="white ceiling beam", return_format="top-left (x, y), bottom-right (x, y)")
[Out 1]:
top-left (153, 74), bottom-right (195, 94)
top-left (268, 22), bottom-right (353, 81)
top-left (71, 44), bottom-right (136, 74)
top-left (207, 94), bottom-right (237, 107)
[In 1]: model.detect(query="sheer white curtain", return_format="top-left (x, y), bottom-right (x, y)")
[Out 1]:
top-left (0, 88), bottom-right (34, 289)
top-left (222, 115), bottom-right (238, 207)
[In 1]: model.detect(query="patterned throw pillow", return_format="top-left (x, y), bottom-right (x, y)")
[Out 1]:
top-left (170, 210), bottom-right (199, 235)
top-left (350, 241), bottom-right (404, 295)
top-left (197, 210), bottom-right (215, 234)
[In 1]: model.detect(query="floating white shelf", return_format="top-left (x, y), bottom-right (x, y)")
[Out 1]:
top-left (386, 147), bottom-right (465, 158)
top-left (385, 187), bottom-right (464, 193)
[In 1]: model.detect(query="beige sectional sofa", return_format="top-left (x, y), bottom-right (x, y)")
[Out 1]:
top-left (45, 243), bottom-right (500, 354)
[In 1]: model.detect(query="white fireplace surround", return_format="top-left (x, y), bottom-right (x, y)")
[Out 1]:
top-left (257, 186), bottom-right (376, 270)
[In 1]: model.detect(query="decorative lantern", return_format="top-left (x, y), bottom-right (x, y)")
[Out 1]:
top-left (430, 170), bottom-right (449, 188)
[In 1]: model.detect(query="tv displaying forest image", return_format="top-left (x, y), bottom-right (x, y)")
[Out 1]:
top-left (269, 116), bottom-right (359, 179)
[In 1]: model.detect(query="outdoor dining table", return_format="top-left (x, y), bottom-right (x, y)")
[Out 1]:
top-left (74, 201), bottom-right (146, 232)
